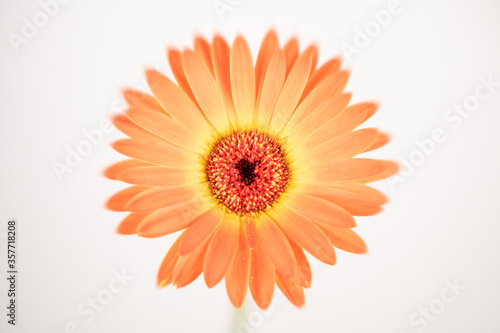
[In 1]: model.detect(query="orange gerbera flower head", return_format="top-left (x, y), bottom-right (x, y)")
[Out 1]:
top-left (105, 30), bottom-right (398, 309)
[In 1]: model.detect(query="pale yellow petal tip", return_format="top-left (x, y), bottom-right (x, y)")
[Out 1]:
top-left (157, 279), bottom-right (169, 288)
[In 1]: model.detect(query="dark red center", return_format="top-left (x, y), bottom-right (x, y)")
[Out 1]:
top-left (205, 131), bottom-right (290, 214)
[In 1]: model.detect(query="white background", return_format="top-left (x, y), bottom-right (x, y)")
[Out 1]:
top-left (1, 0), bottom-right (500, 332)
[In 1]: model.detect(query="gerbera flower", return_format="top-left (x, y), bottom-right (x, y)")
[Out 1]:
top-left (105, 31), bottom-right (397, 309)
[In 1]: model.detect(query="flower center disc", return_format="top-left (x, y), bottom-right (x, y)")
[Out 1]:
top-left (205, 131), bottom-right (290, 215)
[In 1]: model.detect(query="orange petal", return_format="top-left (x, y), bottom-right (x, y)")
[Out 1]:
top-left (136, 202), bottom-right (205, 238)
top-left (244, 217), bottom-right (256, 249)
top-left (286, 93), bottom-right (351, 139)
top-left (311, 128), bottom-right (379, 159)
top-left (116, 212), bottom-right (149, 235)
top-left (157, 233), bottom-right (183, 287)
top-left (296, 185), bottom-right (381, 217)
top-left (255, 30), bottom-right (279, 104)
top-left (145, 69), bottom-right (209, 134)
top-left (254, 216), bottom-right (297, 278)
top-left (362, 132), bottom-right (390, 153)
top-left (125, 106), bottom-right (199, 152)
top-left (291, 70), bottom-right (349, 126)
top-left (211, 35), bottom-right (237, 124)
top-left (257, 50), bottom-right (286, 125)
top-left (194, 36), bottom-right (214, 76)
top-left (327, 182), bottom-right (388, 205)
top-left (181, 50), bottom-right (228, 129)
top-left (270, 48), bottom-right (313, 129)
top-left (230, 36), bottom-right (255, 126)
top-left (302, 102), bottom-right (376, 149)
top-left (320, 226), bottom-right (367, 254)
top-left (345, 102), bottom-right (378, 124)
top-left (275, 271), bottom-right (305, 308)
top-left (283, 38), bottom-right (298, 76)
top-left (225, 221), bottom-right (251, 308)
top-left (173, 238), bottom-right (209, 288)
top-left (112, 138), bottom-right (193, 168)
top-left (167, 49), bottom-right (200, 107)
top-left (106, 186), bottom-right (149, 211)
top-left (204, 217), bottom-right (239, 288)
top-left (287, 193), bottom-right (356, 228)
top-left (358, 160), bottom-right (399, 183)
top-left (104, 159), bottom-right (152, 180)
top-left (249, 241), bottom-right (275, 310)
top-left (308, 158), bottom-right (398, 183)
top-left (288, 239), bottom-right (312, 288)
top-left (363, 102), bottom-right (378, 122)
top-left (112, 114), bottom-right (163, 142)
top-left (126, 186), bottom-right (196, 212)
top-left (307, 45), bottom-right (319, 74)
top-left (300, 57), bottom-right (341, 103)
top-left (123, 89), bottom-right (164, 113)
top-left (269, 208), bottom-right (336, 265)
top-left (179, 208), bottom-right (223, 256)
top-left (116, 166), bottom-right (189, 187)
